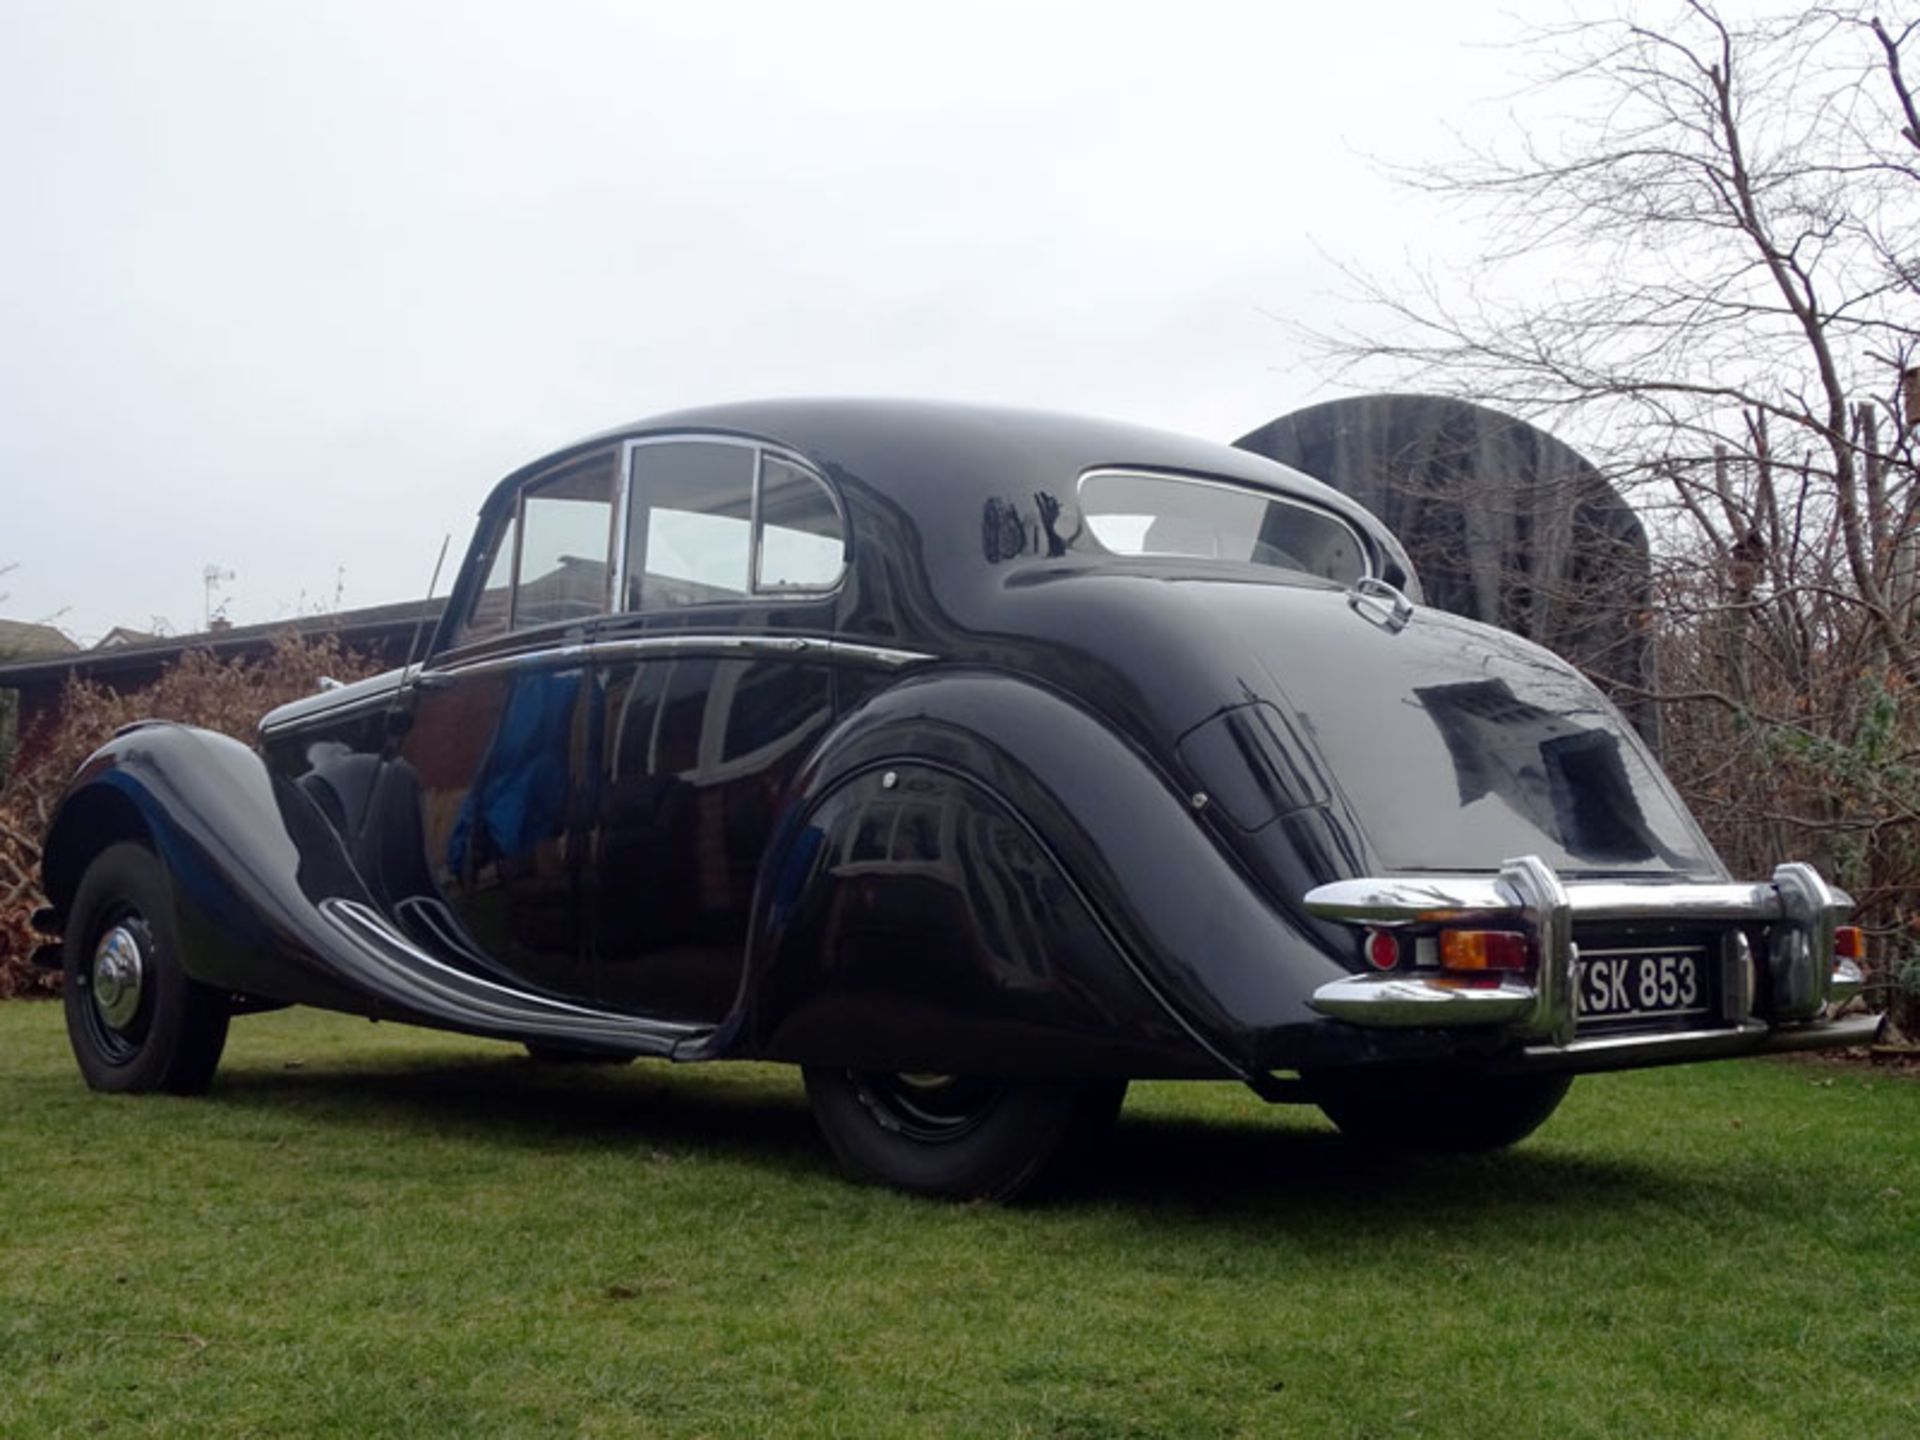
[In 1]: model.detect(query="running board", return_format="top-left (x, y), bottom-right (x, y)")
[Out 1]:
top-left (319, 898), bottom-right (708, 1057)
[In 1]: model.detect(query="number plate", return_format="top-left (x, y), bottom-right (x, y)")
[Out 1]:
top-left (1575, 946), bottom-right (1713, 1029)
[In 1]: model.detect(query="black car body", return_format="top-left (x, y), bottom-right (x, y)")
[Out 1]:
top-left (34, 400), bottom-right (1877, 1196)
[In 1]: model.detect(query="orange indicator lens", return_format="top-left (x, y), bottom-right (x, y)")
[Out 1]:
top-left (1834, 925), bottom-right (1864, 960)
top-left (1439, 929), bottom-right (1531, 973)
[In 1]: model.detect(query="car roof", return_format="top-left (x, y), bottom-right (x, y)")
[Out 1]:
top-left (476, 398), bottom-right (1389, 542)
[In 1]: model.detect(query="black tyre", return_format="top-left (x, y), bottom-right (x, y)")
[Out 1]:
top-left (522, 1042), bottom-right (634, 1066)
top-left (802, 1067), bottom-right (1127, 1200)
top-left (62, 842), bottom-right (230, 1095)
top-left (1311, 1068), bottom-right (1572, 1152)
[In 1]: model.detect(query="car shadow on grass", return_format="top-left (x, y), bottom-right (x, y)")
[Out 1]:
top-left (201, 1050), bottom-right (1734, 1231)
top-left (1076, 1110), bottom-right (1734, 1231)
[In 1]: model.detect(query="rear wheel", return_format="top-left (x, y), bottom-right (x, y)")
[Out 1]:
top-left (62, 843), bottom-right (230, 1095)
top-left (802, 1068), bottom-right (1126, 1200)
top-left (1311, 1069), bottom-right (1572, 1152)
top-left (522, 1042), bottom-right (634, 1066)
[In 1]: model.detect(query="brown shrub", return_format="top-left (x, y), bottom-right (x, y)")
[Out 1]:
top-left (0, 634), bottom-right (382, 997)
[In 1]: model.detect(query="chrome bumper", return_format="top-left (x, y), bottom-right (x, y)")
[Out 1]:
top-left (1304, 856), bottom-right (1865, 1053)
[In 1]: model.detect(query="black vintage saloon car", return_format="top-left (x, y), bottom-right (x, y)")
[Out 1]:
top-left (34, 400), bottom-right (1876, 1197)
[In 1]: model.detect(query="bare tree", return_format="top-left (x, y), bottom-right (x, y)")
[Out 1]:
top-left (1311, 2), bottom-right (1920, 1020)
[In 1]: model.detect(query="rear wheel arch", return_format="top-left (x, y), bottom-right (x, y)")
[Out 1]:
top-left (734, 699), bottom-right (1232, 1079)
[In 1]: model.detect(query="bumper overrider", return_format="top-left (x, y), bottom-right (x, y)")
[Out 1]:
top-left (1304, 857), bottom-right (1880, 1073)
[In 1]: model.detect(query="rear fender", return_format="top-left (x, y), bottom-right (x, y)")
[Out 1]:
top-left (735, 670), bottom-right (1352, 1078)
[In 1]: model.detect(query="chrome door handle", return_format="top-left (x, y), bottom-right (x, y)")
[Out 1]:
top-left (1346, 576), bottom-right (1414, 633)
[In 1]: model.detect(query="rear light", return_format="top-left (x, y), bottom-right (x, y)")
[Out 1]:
top-left (1834, 925), bottom-right (1864, 960)
top-left (1365, 929), bottom-right (1400, 971)
top-left (1439, 929), bottom-right (1532, 973)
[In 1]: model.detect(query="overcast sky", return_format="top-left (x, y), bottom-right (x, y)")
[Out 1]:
top-left (1, 0), bottom-right (1527, 644)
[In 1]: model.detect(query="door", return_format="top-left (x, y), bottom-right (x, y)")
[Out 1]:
top-left (381, 446), bottom-right (620, 999)
top-left (586, 437), bottom-right (846, 1022)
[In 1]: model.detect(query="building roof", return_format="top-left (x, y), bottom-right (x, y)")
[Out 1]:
top-left (0, 618), bottom-right (78, 659)
top-left (93, 626), bottom-right (161, 650)
top-left (0, 598), bottom-right (443, 692)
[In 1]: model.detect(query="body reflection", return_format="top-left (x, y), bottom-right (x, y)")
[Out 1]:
top-left (1416, 679), bottom-right (1687, 867)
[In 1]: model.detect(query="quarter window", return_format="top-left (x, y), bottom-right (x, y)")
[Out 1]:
top-left (756, 455), bottom-right (845, 590)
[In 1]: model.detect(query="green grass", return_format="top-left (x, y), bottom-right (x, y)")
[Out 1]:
top-left (2, 1004), bottom-right (1917, 1438)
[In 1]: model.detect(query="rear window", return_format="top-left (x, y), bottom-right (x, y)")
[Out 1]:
top-left (1079, 470), bottom-right (1368, 585)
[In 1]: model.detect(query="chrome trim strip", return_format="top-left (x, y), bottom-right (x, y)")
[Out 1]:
top-left (420, 642), bottom-right (593, 683)
top-left (506, 486), bottom-right (528, 631)
top-left (258, 668), bottom-right (417, 736)
top-left (420, 633), bottom-right (935, 684)
top-left (747, 445), bottom-right (766, 590)
top-left (325, 899), bottom-right (628, 1022)
top-left (591, 634), bottom-right (815, 664)
top-left (825, 639), bottom-right (937, 669)
top-left (321, 898), bottom-right (704, 1046)
top-left (610, 441), bottom-right (635, 609)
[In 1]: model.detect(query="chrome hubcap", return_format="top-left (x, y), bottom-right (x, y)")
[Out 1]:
top-left (91, 924), bottom-right (146, 1031)
top-left (853, 1071), bottom-right (999, 1141)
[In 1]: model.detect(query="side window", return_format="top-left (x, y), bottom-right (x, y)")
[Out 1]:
top-left (756, 455), bottom-right (844, 590)
top-left (459, 514), bottom-right (518, 646)
top-left (515, 451), bottom-right (617, 629)
top-left (621, 441), bottom-right (846, 612)
top-left (625, 443), bottom-right (755, 610)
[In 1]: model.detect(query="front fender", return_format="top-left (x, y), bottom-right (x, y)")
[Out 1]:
top-left (736, 669), bottom-right (1358, 1079)
top-left (41, 722), bottom-right (381, 1011)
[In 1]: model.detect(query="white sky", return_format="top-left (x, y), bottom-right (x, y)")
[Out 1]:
top-left (0, 0), bottom-right (1527, 643)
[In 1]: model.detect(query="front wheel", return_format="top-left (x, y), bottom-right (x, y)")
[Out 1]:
top-left (802, 1068), bottom-right (1126, 1200)
top-left (62, 842), bottom-right (230, 1095)
top-left (1310, 1069), bottom-right (1573, 1153)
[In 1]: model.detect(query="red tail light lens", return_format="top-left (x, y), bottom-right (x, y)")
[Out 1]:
top-left (1439, 929), bottom-right (1531, 973)
top-left (1365, 929), bottom-right (1400, 971)
top-left (1834, 925), bottom-right (1864, 961)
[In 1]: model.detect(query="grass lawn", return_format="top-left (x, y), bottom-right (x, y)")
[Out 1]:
top-left (1, 1002), bottom-right (1916, 1438)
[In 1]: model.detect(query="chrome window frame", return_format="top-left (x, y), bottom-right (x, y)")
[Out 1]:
top-left (458, 507), bottom-right (521, 647)
top-left (611, 433), bottom-right (848, 611)
top-left (502, 446), bottom-right (623, 633)
top-left (451, 446), bottom-right (619, 648)
top-left (751, 449), bottom-right (849, 595)
top-left (1075, 466), bottom-right (1374, 584)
